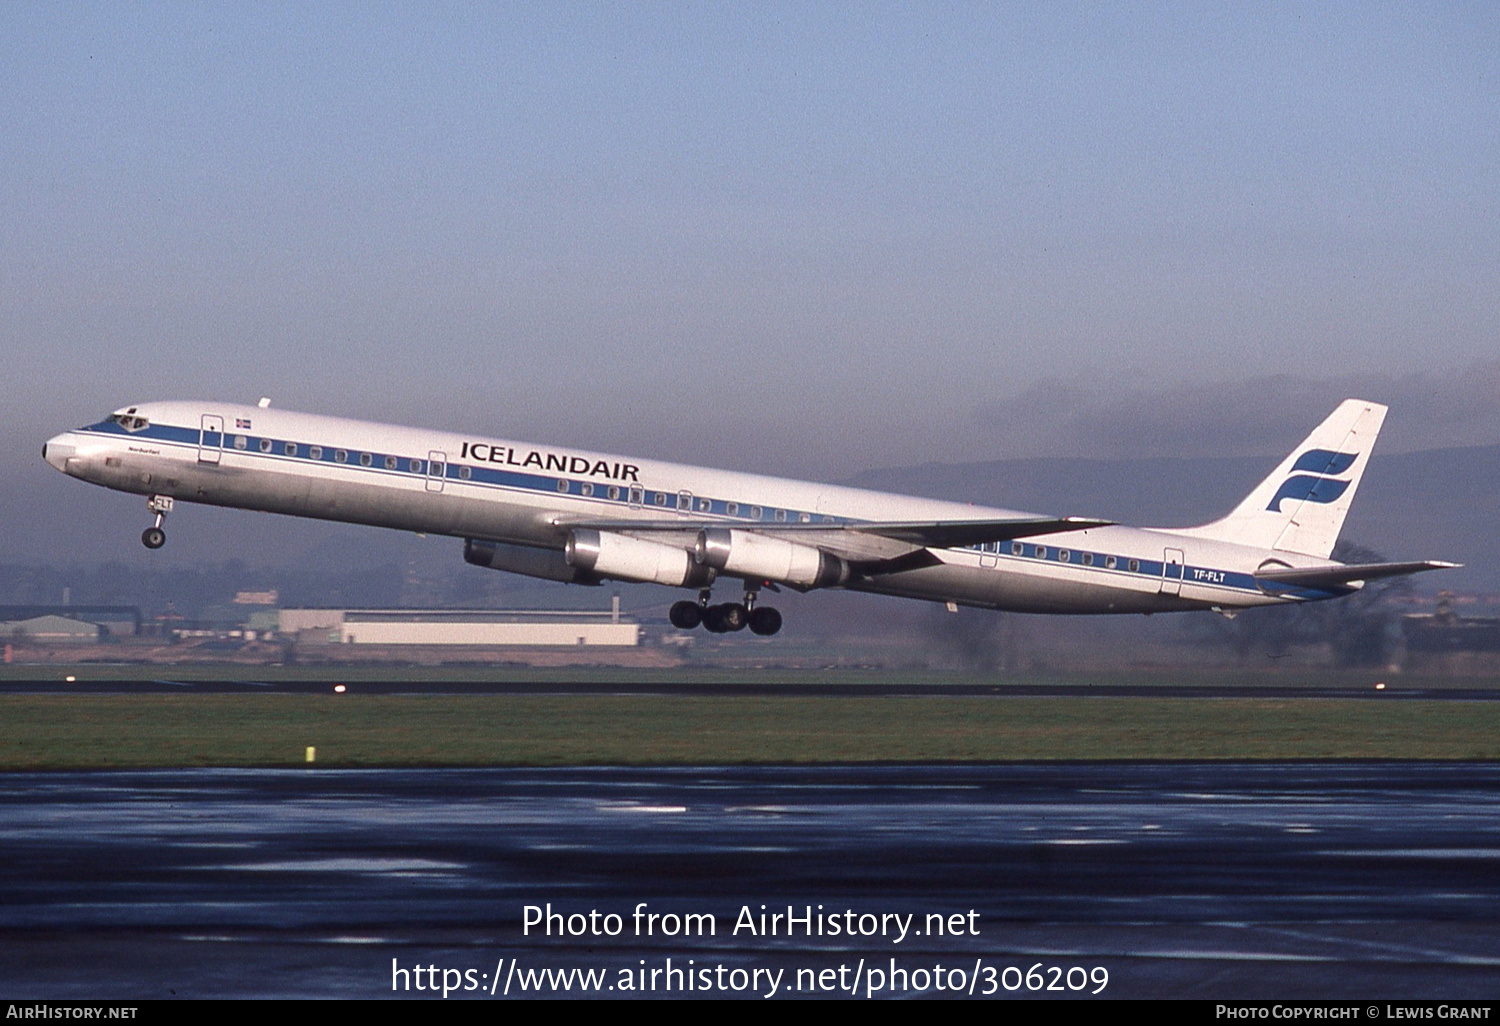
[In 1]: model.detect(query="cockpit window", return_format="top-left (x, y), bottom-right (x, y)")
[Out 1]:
top-left (113, 414), bottom-right (149, 433)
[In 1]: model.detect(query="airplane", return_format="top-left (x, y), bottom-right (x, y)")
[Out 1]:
top-left (42, 398), bottom-right (1457, 636)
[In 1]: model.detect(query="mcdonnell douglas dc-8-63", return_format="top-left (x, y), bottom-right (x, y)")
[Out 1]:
top-left (43, 398), bottom-right (1456, 635)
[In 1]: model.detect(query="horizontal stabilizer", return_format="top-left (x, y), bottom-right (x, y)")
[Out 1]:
top-left (566, 516), bottom-right (1111, 549)
top-left (1254, 560), bottom-right (1462, 588)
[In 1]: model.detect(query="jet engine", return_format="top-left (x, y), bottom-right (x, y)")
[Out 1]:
top-left (694, 528), bottom-right (848, 589)
top-left (463, 538), bottom-right (600, 585)
top-left (565, 529), bottom-right (716, 588)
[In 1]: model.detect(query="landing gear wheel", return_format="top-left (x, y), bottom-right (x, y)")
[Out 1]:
top-left (748, 606), bottom-right (782, 636)
top-left (702, 603), bottom-right (748, 633)
top-left (141, 527), bottom-right (166, 550)
top-left (717, 603), bottom-right (748, 632)
top-left (669, 600), bottom-right (703, 630)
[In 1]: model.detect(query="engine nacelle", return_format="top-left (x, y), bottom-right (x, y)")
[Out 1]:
top-left (694, 528), bottom-right (849, 589)
top-left (565, 529), bottom-right (716, 588)
top-left (464, 538), bottom-right (600, 585)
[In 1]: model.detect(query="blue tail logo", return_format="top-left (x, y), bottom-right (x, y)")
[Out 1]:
top-left (1267, 449), bottom-right (1359, 512)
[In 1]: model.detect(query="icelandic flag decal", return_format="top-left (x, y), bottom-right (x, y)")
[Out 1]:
top-left (235, 418), bottom-right (252, 429)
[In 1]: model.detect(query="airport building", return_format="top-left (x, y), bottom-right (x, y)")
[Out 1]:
top-left (279, 603), bottom-right (640, 648)
top-left (1402, 593), bottom-right (1500, 672)
top-left (0, 614), bottom-right (102, 643)
top-left (0, 605), bottom-right (141, 636)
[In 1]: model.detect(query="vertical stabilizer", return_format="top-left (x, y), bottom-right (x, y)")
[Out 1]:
top-left (1179, 399), bottom-right (1387, 559)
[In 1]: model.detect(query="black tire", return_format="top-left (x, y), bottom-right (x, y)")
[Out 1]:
top-left (141, 527), bottom-right (166, 550)
top-left (718, 603), bottom-right (749, 632)
top-left (748, 606), bottom-right (782, 636)
top-left (669, 600), bottom-right (703, 630)
top-left (702, 605), bottom-right (731, 633)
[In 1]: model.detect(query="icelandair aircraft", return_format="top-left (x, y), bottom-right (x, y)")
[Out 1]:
top-left (43, 398), bottom-right (1456, 636)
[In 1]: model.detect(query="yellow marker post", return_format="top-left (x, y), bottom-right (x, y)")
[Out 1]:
top-left (305, 746), bottom-right (316, 764)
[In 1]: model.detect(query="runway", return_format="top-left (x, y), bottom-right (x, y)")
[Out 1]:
top-left (3, 677), bottom-right (1498, 699)
top-left (2, 763), bottom-right (1499, 999)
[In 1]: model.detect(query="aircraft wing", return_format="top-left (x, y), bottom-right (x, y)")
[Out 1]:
top-left (565, 515), bottom-right (1112, 550)
top-left (838, 516), bottom-right (1112, 547)
top-left (1254, 560), bottom-right (1462, 587)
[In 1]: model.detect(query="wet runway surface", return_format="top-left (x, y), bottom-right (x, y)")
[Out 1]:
top-left (3, 763), bottom-right (1499, 999)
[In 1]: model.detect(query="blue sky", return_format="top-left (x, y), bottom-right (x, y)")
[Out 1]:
top-left (4, 1), bottom-right (1497, 501)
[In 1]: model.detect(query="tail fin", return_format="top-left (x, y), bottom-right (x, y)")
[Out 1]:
top-left (1179, 399), bottom-right (1387, 558)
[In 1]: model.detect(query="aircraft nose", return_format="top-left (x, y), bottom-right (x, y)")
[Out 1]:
top-left (43, 433), bottom-right (76, 473)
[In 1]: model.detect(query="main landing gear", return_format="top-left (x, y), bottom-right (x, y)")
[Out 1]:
top-left (670, 585), bottom-right (783, 636)
top-left (141, 495), bottom-right (173, 549)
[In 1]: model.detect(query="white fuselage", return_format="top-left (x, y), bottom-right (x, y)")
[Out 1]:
top-left (43, 400), bottom-right (1344, 615)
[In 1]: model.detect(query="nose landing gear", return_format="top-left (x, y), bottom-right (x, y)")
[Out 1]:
top-left (141, 495), bottom-right (173, 549)
top-left (669, 584), bottom-right (782, 636)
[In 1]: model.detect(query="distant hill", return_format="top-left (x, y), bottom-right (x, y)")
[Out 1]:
top-left (844, 444), bottom-right (1500, 592)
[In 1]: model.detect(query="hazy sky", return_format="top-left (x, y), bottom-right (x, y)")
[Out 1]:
top-left (5, 1), bottom-right (1498, 504)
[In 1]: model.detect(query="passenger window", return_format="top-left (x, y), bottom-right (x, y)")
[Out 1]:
top-left (284, 442), bottom-right (296, 456)
top-left (1081, 552), bottom-right (1094, 566)
top-left (1128, 559), bottom-right (1140, 573)
top-left (1105, 556), bottom-right (1117, 569)
top-left (430, 461), bottom-right (443, 476)
top-left (607, 485), bottom-right (620, 500)
top-left (1035, 547), bottom-right (1047, 560)
top-left (726, 502), bottom-right (739, 516)
top-left (1058, 549), bottom-right (1070, 563)
top-left (459, 466), bottom-right (472, 480)
top-left (698, 497), bottom-right (712, 512)
top-left (310, 446), bottom-right (322, 460)
top-left (1011, 542), bottom-right (1023, 556)
top-left (359, 453), bottom-right (372, 467)
top-left (557, 479), bottom-right (570, 493)
top-left (799, 513), bottom-right (811, 523)
top-left (409, 459), bottom-right (422, 473)
top-left (384, 456), bottom-right (397, 470)
top-left (629, 485), bottom-right (644, 505)
top-left (750, 506), bottom-right (762, 520)
top-left (654, 492), bottom-right (667, 506)
top-left (580, 483), bottom-right (593, 497)
top-left (775, 509), bottom-right (787, 522)
top-left (259, 438), bottom-right (273, 453)
top-left (234, 436), bottom-right (248, 450)
top-left (335, 449), bottom-right (348, 463)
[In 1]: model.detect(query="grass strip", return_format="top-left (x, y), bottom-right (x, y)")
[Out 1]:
top-left (3, 694), bottom-right (1500, 768)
